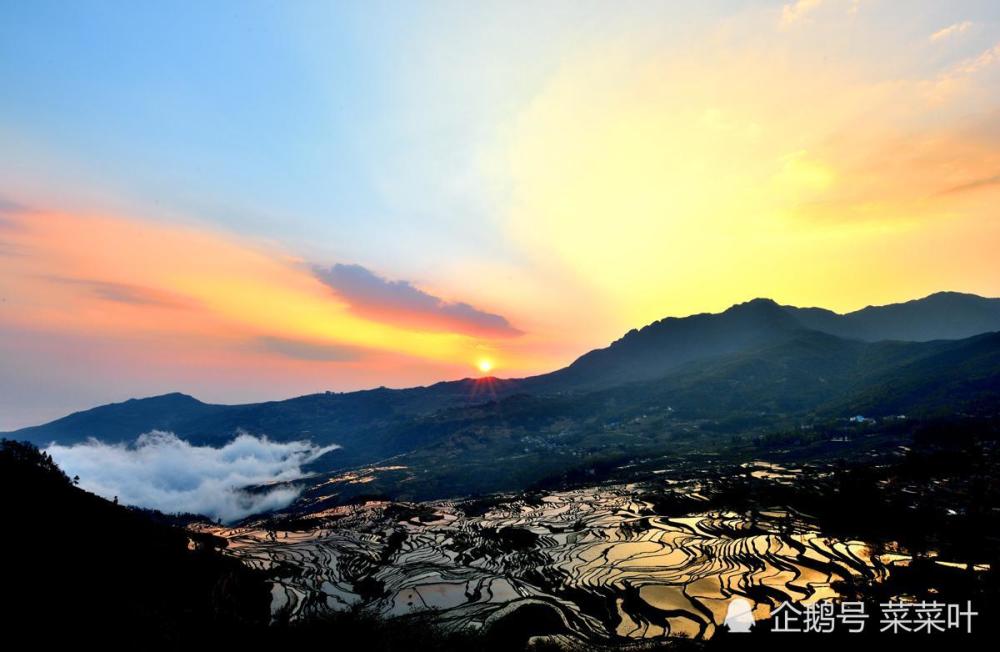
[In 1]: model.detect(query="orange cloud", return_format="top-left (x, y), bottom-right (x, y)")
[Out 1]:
top-left (930, 21), bottom-right (973, 43)
top-left (0, 208), bottom-right (538, 391)
top-left (313, 263), bottom-right (522, 338)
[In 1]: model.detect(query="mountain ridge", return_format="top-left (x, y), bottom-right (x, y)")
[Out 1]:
top-left (783, 291), bottom-right (1000, 342)
top-left (7, 291), bottom-right (1000, 460)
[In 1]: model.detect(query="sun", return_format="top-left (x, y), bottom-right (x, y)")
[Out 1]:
top-left (476, 358), bottom-right (494, 374)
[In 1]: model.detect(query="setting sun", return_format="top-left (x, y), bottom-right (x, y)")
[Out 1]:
top-left (476, 358), bottom-right (494, 374)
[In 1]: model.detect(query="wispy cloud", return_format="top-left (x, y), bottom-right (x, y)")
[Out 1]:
top-left (46, 276), bottom-right (198, 309)
top-left (0, 209), bottom-right (543, 429)
top-left (954, 41), bottom-right (1000, 75)
top-left (0, 210), bottom-right (528, 373)
top-left (257, 335), bottom-right (365, 362)
top-left (780, 0), bottom-right (823, 28)
top-left (930, 21), bottom-right (972, 43)
top-left (938, 173), bottom-right (1000, 196)
top-left (0, 196), bottom-right (31, 216)
top-left (314, 263), bottom-right (523, 338)
top-left (918, 40), bottom-right (1000, 103)
top-left (46, 431), bottom-right (339, 522)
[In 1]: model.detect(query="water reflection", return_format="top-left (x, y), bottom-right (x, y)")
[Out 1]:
top-left (205, 484), bottom-right (902, 642)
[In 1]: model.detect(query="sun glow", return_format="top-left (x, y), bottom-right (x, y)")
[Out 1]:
top-left (476, 358), bottom-right (494, 374)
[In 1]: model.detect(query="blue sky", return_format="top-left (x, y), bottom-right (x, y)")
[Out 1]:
top-left (0, 1), bottom-right (732, 267)
top-left (6, 0), bottom-right (997, 271)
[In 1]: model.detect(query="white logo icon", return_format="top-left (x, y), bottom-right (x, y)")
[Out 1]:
top-left (724, 597), bottom-right (755, 633)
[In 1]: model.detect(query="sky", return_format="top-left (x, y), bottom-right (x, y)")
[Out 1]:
top-left (2, 0), bottom-right (1000, 429)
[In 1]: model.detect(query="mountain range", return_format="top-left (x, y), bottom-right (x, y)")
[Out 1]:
top-left (7, 291), bottom-right (1000, 485)
top-left (532, 291), bottom-right (1000, 391)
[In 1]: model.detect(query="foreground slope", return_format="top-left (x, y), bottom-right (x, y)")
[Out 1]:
top-left (0, 439), bottom-right (271, 645)
top-left (0, 440), bottom-right (520, 650)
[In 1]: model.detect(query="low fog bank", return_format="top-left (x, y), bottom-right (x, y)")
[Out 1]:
top-left (46, 431), bottom-right (339, 522)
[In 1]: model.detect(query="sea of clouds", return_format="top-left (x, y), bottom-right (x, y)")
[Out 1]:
top-left (45, 431), bottom-right (339, 522)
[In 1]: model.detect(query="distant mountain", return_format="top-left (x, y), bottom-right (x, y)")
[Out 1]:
top-left (785, 291), bottom-right (1000, 342)
top-left (8, 378), bottom-right (526, 467)
top-left (532, 298), bottom-right (805, 391)
top-left (9, 392), bottom-right (224, 445)
top-left (7, 291), bottom-right (999, 477)
top-left (531, 291), bottom-right (1000, 391)
top-left (606, 329), bottom-right (1000, 418)
top-left (309, 330), bottom-right (1000, 501)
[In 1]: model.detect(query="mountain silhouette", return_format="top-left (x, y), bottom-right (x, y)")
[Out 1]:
top-left (6, 291), bottom-right (1000, 480)
top-left (785, 291), bottom-right (1000, 342)
top-left (532, 292), bottom-right (1000, 391)
top-left (533, 298), bottom-right (805, 391)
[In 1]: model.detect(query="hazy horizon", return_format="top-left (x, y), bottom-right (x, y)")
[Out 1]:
top-left (5, 288), bottom-right (997, 431)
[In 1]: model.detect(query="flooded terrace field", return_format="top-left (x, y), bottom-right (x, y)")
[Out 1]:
top-left (203, 473), bottom-right (906, 645)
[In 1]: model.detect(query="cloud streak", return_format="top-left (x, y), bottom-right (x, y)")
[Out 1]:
top-left (938, 173), bottom-right (1000, 196)
top-left (314, 263), bottom-right (523, 338)
top-left (46, 276), bottom-right (198, 308)
top-left (0, 210), bottom-right (546, 429)
top-left (46, 431), bottom-right (339, 522)
top-left (930, 21), bottom-right (972, 43)
top-left (955, 41), bottom-right (1000, 75)
top-left (780, 0), bottom-right (822, 28)
top-left (257, 335), bottom-right (365, 362)
top-left (0, 196), bottom-right (31, 216)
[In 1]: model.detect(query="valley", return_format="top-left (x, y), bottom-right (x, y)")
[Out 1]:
top-left (7, 292), bottom-right (1000, 647)
top-left (197, 420), bottom-right (1000, 645)
top-left (210, 482), bottom-right (890, 643)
